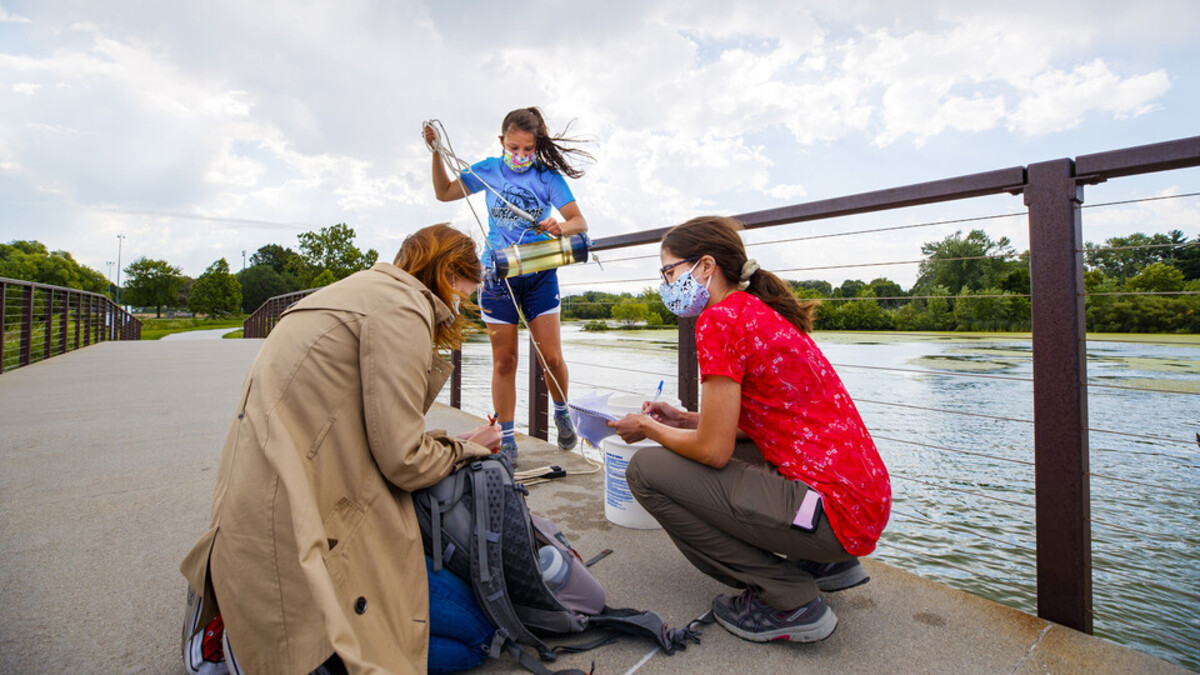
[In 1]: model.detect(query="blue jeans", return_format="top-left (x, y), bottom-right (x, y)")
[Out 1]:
top-left (426, 556), bottom-right (496, 674)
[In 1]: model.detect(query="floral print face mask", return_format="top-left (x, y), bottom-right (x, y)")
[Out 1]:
top-left (503, 148), bottom-right (534, 173)
top-left (659, 261), bottom-right (711, 317)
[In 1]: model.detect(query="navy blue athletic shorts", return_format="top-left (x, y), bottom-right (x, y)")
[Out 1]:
top-left (479, 269), bottom-right (560, 325)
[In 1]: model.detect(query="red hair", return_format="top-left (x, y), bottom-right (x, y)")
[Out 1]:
top-left (393, 223), bottom-right (482, 350)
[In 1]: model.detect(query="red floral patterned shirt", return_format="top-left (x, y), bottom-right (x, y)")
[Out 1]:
top-left (696, 291), bottom-right (891, 555)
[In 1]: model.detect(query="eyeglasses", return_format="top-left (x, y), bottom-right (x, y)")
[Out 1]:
top-left (659, 258), bottom-right (699, 284)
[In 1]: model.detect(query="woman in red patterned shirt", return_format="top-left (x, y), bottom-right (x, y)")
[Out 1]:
top-left (609, 215), bottom-right (891, 644)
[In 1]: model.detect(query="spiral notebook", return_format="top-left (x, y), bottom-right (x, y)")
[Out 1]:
top-left (567, 391), bottom-right (617, 447)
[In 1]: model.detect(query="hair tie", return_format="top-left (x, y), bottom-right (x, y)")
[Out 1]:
top-left (739, 259), bottom-right (760, 282)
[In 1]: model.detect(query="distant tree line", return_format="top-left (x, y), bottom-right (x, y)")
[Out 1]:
top-left (563, 230), bottom-right (1200, 334)
top-left (4, 227), bottom-right (1196, 332)
top-left (1, 223), bottom-right (377, 319)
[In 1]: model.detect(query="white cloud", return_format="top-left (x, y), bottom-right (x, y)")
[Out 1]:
top-left (1009, 60), bottom-right (1170, 135)
top-left (0, 0), bottom-right (1195, 280)
top-left (0, 5), bottom-right (30, 23)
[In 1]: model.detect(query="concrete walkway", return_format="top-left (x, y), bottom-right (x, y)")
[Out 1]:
top-left (0, 340), bottom-right (1186, 674)
top-left (160, 327), bottom-right (240, 340)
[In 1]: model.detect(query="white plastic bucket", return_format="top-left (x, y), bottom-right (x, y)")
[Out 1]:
top-left (602, 437), bottom-right (661, 529)
top-left (606, 394), bottom-right (680, 417)
top-left (601, 394), bottom-right (680, 530)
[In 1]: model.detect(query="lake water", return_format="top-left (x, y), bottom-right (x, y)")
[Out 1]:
top-left (438, 323), bottom-right (1200, 669)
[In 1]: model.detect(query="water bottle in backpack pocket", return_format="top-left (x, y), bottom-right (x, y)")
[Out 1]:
top-left (530, 515), bottom-right (606, 616)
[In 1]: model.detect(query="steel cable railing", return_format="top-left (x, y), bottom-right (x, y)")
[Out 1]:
top-left (889, 509), bottom-right (1036, 553)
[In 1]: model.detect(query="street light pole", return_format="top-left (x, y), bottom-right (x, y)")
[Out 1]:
top-left (106, 261), bottom-right (114, 287)
top-left (116, 234), bottom-right (125, 306)
top-left (242, 250), bottom-right (247, 271)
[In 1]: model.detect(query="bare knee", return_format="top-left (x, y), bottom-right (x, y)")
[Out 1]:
top-left (493, 353), bottom-right (518, 378)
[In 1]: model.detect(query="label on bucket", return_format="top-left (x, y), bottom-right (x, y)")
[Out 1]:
top-left (605, 451), bottom-right (635, 509)
top-left (602, 439), bottom-right (661, 529)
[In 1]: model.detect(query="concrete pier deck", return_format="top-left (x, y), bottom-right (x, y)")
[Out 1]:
top-left (0, 340), bottom-right (1186, 673)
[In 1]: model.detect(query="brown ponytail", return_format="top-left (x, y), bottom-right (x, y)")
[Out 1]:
top-left (500, 107), bottom-right (594, 179)
top-left (661, 216), bottom-right (818, 333)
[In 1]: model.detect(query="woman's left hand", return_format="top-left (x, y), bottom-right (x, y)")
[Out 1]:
top-left (607, 414), bottom-right (648, 444)
top-left (538, 217), bottom-right (563, 236)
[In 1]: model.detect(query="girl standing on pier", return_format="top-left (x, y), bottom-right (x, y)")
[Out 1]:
top-left (425, 107), bottom-right (592, 468)
top-left (609, 215), bottom-right (891, 644)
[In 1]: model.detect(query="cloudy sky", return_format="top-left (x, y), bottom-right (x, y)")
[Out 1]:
top-left (2, 0), bottom-right (1198, 293)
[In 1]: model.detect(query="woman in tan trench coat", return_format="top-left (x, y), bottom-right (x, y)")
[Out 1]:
top-left (181, 224), bottom-right (499, 674)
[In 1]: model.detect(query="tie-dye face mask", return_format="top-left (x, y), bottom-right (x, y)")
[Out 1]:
top-left (503, 148), bottom-right (534, 173)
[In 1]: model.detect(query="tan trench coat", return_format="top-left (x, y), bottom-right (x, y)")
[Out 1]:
top-left (181, 263), bottom-right (489, 674)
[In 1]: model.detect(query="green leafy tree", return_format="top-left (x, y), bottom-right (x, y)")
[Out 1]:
top-left (1126, 262), bottom-right (1185, 294)
top-left (238, 265), bottom-right (300, 313)
top-left (835, 279), bottom-right (866, 298)
top-left (923, 285), bottom-right (957, 331)
top-left (249, 244), bottom-right (304, 274)
top-left (189, 258), bottom-right (243, 318)
top-left (610, 299), bottom-right (649, 326)
top-left (867, 278), bottom-right (906, 309)
top-left (311, 269), bottom-right (338, 287)
top-left (636, 288), bottom-right (676, 326)
top-left (122, 257), bottom-right (185, 318)
top-left (295, 224), bottom-right (378, 286)
top-left (0, 240), bottom-right (109, 294)
top-left (792, 279), bottom-right (833, 297)
top-left (1085, 231), bottom-right (1185, 281)
top-left (561, 291), bottom-right (623, 320)
top-left (914, 229), bottom-right (1017, 295)
top-left (840, 288), bottom-right (892, 330)
top-left (1169, 238), bottom-right (1200, 280)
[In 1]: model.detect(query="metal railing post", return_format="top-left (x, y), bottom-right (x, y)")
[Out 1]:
top-left (1024, 158), bottom-right (1092, 634)
top-left (0, 282), bottom-right (7, 373)
top-left (21, 284), bottom-right (33, 366)
top-left (74, 291), bottom-right (81, 349)
top-left (44, 289), bottom-right (53, 357)
top-left (59, 290), bottom-right (68, 354)
top-left (677, 316), bottom-right (699, 412)
top-left (451, 349), bottom-right (462, 409)
top-left (528, 335), bottom-right (549, 440)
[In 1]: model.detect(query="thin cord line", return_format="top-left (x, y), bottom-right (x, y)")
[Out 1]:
top-left (857, 398), bottom-right (1034, 425)
top-left (1091, 515), bottom-right (1200, 547)
top-left (834, 362), bottom-right (1033, 383)
top-left (569, 360), bottom-right (675, 379)
top-left (1081, 190), bottom-right (1200, 210)
top-left (1088, 471), bottom-right (1200, 498)
top-left (1087, 381), bottom-right (1200, 396)
top-left (890, 509), bottom-right (1036, 552)
top-left (890, 473), bottom-right (1035, 511)
top-left (572, 379), bottom-right (651, 397)
top-left (875, 541), bottom-right (1023, 585)
top-left (875, 434), bottom-right (1033, 466)
top-left (1090, 561), bottom-right (1200, 603)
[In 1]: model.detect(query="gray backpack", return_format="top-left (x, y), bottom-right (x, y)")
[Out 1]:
top-left (414, 456), bottom-right (699, 674)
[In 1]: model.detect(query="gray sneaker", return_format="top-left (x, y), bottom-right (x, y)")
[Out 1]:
top-left (797, 560), bottom-right (870, 592)
top-left (497, 440), bottom-right (519, 471)
top-left (554, 409), bottom-right (577, 451)
top-left (712, 589), bottom-right (837, 643)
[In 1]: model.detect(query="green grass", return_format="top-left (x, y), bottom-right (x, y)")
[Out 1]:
top-left (222, 329), bottom-right (244, 339)
top-left (139, 316), bottom-right (246, 340)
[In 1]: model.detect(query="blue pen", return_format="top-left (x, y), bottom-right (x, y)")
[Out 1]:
top-left (653, 380), bottom-right (663, 402)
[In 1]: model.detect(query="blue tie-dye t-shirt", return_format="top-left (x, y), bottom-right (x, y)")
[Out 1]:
top-left (460, 157), bottom-right (576, 268)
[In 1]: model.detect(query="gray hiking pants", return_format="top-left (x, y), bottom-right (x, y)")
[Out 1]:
top-left (626, 440), bottom-right (853, 611)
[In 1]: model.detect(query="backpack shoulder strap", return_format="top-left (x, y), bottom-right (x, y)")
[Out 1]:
top-left (584, 606), bottom-right (703, 655)
top-left (465, 460), bottom-right (557, 660)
